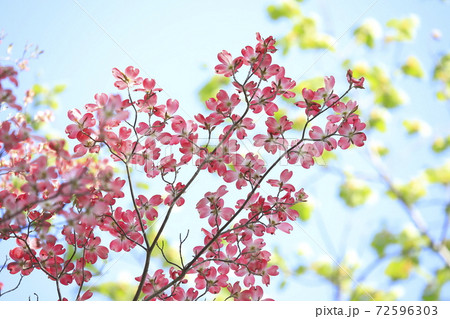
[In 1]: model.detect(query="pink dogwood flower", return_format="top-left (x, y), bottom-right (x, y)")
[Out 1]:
top-left (338, 118), bottom-right (367, 149)
top-left (112, 66), bottom-right (143, 90)
top-left (215, 50), bottom-right (243, 77)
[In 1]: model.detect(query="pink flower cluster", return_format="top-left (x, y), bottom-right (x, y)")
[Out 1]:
top-left (0, 63), bottom-right (124, 300)
top-left (0, 65), bottom-right (20, 111)
top-left (0, 33), bottom-right (365, 301)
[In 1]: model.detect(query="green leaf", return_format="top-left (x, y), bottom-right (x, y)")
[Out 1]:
top-left (198, 75), bottom-right (230, 103)
top-left (350, 285), bottom-right (398, 301)
top-left (363, 66), bottom-right (406, 108)
top-left (52, 84), bottom-right (66, 94)
top-left (267, 1), bottom-right (301, 20)
top-left (371, 228), bottom-right (397, 257)
top-left (434, 53), bottom-right (450, 100)
top-left (11, 176), bottom-right (26, 191)
top-left (351, 62), bottom-right (370, 78)
top-left (368, 107), bottom-right (389, 132)
top-left (422, 282), bottom-right (441, 301)
top-left (273, 108), bottom-right (288, 122)
top-left (145, 229), bottom-right (181, 267)
top-left (48, 99), bottom-right (59, 110)
top-left (402, 119), bottom-right (431, 135)
top-left (436, 91), bottom-right (447, 101)
top-left (437, 267), bottom-right (450, 286)
top-left (136, 182), bottom-right (149, 190)
top-left (226, 162), bottom-right (236, 172)
top-left (291, 113), bottom-right (307, 131)
top-left (401, 56), bottom-right (424, 78)
top-left (312, 260), bottom-right (334, 280)
top-left (398, 226), bottom-right (428, 254)
top-left (31, 83), bottom-right (65, 110)
top-left (84, 261), bottom-right (100, 274)
top-left (290, 201), bottom-right (314, 221)
top-left (385, 257), bottom-right (415, 280)
top-left (295, 265), bottom-right (307, 275)
top-left (339, 177), bottom-right (372, 207)
top-left (90, 282), bottom-right (137, 301)
top-left (213, 287), bottom-right (230, 301)
top-left (353, 18), bottom-right (382, 48)
top-left (385, 15), bottom-right (419, 42)
top-left (273, 11), bottom-right (335, 54)
top-left (376, 86), bottom-right (404, 108)
top-left (31, 84), bottom-right (48, 95)
top-left (422, 268), bottom-right (450, 300)
top-left (315, 149), bottom-right (337, 166)
top-left (434, 53), bottom-right (450, 81)
top-left (425, 161), bottom-right (450, 185)
top-left (387, 177), bottom-right (427, 205)
top-left (370, 142), bottom-right (389, 157)
top-left (312, 257), bottom-right (355, 288)
top-left (292, 17), bottom-right (335, 50)
top-left (432, 136), bottom-right (450, 153)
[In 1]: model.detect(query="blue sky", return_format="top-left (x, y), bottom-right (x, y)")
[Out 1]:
top-left (1, 0), bottom-right (450, 301)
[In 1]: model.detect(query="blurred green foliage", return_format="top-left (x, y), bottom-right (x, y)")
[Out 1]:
top-left (195, 0), bottom-right (450, 301)
top-left (90, 282), bottom-right (137, 301)
top-left (198, 75), bottom-right (230, 103)
top-left (262, 0), bottom-right (449, 301)
top-left (385, 15), bottom-right (419, 42)
top-left (386, 177), bottom-right (428, 206)
top-left (353, 18), bottom-right (382, 48)
top-left (434, 53), bottom-right (450, 100)
top-left (267, 0), bottom-right (334, 54)
top-left (432, 136), bottom-right (450, 153)
top-left (290, 201), bottom-right (314, 221)
top-left (339, 175), bottom-right (372, 208)
top-left (401, 56), bottom-right (425, 78)
top-left (32, 83), bottom-right (66, 110)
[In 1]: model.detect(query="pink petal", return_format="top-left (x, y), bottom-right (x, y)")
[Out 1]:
top-left (280, 169), bottom-right (293, 183)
